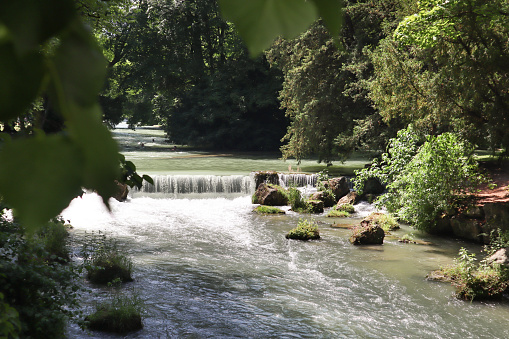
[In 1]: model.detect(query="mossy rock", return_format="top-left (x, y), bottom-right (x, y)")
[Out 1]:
top-left (309, 191), bottom-right (336, 208)
top-left (286, 220), bottom-right (320, 241)
top-left (86, 308), bottom-right (142, 334)
top-left (307, 200), bottom-right (324, 214)
top-left (334, 203), bottom-right (355, 213)
top-left (253, 171), bottom-right (280, 189)
top-left (252, 183), bottom-right (289, 206)
top-left (87, 258), bottom-right (133, 285)
top-left (349, 222), bottom-right (384, 245)
top-left (363, 212), bottom-right (399, 232)
top-left (327, 209), bottom-right (349, 218)
top-left (254, 205), bottom-right (285, 214)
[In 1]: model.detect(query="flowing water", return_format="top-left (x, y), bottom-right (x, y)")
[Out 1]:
top-left (64, 126), bottom-right (509, 338)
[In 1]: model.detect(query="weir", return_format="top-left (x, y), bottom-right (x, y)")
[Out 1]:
top-left (132, 173), bottom-right (322, 197)
top-left (133, 174), bottom-right (255, 195)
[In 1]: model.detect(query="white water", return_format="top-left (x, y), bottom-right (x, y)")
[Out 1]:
top-left (64, 192), bottom-right (509, 338)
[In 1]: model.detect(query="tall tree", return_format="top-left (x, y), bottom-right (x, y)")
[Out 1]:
top-left (371, 0), bottom-right (509, 152)
top-left (267, 1), bottom-right (408, 163)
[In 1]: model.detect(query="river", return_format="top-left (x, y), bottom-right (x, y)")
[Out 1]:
top-left (64, 126), bottom-right (509, 338)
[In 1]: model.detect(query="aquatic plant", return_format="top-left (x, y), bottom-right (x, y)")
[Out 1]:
top-left (86, 285), bottom-right (144, 334)
top-left (82, 235), bottom-right (133, 284)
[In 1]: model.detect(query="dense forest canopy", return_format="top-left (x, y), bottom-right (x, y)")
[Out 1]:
top-left (91, 0), bottom-right (509, 158)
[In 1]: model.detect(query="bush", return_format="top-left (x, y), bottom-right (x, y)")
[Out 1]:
top-left (30, 217), bottom-right (70, 262)
top-left (285, 219), bottom-right (320, 240)
top-left (0, 292), bottom-right (20, 339)
top-left (0, 218), bottom-right (81, 338)
top-left (437, 248), bottom-right (509, 301)
top-left (82, 235), bottom-right (133, 285)
top-left (86, 286), bottom-right (144, 334)
top-left (354, 127), bottom-right (485, 231)
top-left (254, 205), bottom-right (285, 214)
top-left (288, 186), bottom-right (308, 212)
top-left (327, 209), bottom-right (349, 218)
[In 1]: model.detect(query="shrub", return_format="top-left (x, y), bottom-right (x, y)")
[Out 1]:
top-left (288, 186), bottom-right (308, 212)
top-left (327, 209), bottom-right (349, 218)
top-left (0, 292), bottom-right (20, 339)
top-left (437, 248), bottom-right (509, 301)
top-left (0, 218), bottom-right (81, 338)
top-left (285, 219), bottom-right (320, 240)
top-left (254, 205), bottom-right (285, 214)
top-left (335, 203), bottom-right (355, 213)
top-left (484, 229), bottom-right (509, 256)
top-left (30, 217), bottom-right (70, 262)
top-left (82, 235), bottom-right (133, 285)
top-left (86, 286), bottom-right (144, 334)
top-left (354, 127), bottom-right (485, 232)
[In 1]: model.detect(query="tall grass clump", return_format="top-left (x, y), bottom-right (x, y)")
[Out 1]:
top-left (82, 234), bottom-right (133, 284)
top-left (86, 280), bottom-right (144, 334)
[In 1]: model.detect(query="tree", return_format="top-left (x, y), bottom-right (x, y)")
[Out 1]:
top-left (267, 1), bottom-right (409, 163)
top-left (371, 0), bottom-right (509, 153)
top-left (354, 126), bottom-right (484, 232)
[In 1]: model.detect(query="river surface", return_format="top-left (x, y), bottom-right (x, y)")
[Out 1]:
top-left (64, 126), bottom-right (509, 338)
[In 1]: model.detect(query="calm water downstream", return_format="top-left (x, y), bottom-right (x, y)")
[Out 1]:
top-left (64, 127), bottom-right (509, 338)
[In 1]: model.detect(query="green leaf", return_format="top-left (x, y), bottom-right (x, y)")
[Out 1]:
top-left (0, 0), bottom-right (76, 54)
top-left (65, 103), bottom-right (120, 205)
top-left (142, 175), bottom-right (154, 186)
top-left (311, 0), bottom-right (343, 39)
top-left (52, 21), bottom-right (108, 108)
top-left (219, 0), bottom-right (318, 55)
top-left (0, 134), bottom-right (83, 232)
top-left (0, 43), bottom-right (44, 121)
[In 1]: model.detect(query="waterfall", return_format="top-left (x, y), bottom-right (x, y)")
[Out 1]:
top-left (132, 175), bottom-right (255, 197)
top-left (277, 173), bottom-right (318, 188)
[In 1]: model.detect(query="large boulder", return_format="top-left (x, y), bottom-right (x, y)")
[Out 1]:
top-left (253, 171), bottom-right (280, 189)
top-left (307, 200), bottom-right (324, 213)
top-left (487, 247), bottom-right (509, 267)
top-left (450, 217), bottom-right (483, 242)
top-left (252, 183), bottom-right (288, 206)
top-left (322, 177), bottom-right (350, 201)
top-left (349, 220), bottom-right (385, 245)
top-left (337, 191), bottom-right (360, 207)
top-left (310, 191), bottom-right (336, 208)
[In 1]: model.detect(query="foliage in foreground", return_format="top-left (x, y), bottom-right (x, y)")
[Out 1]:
top-left (354, 127), bottom-right (484, 232)
top-left (81, 234), bottom-right (133, 285)
top-left (286, 219), bottom-right (320, 241)
top-left (0, 216), bottom-right (81, 338)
